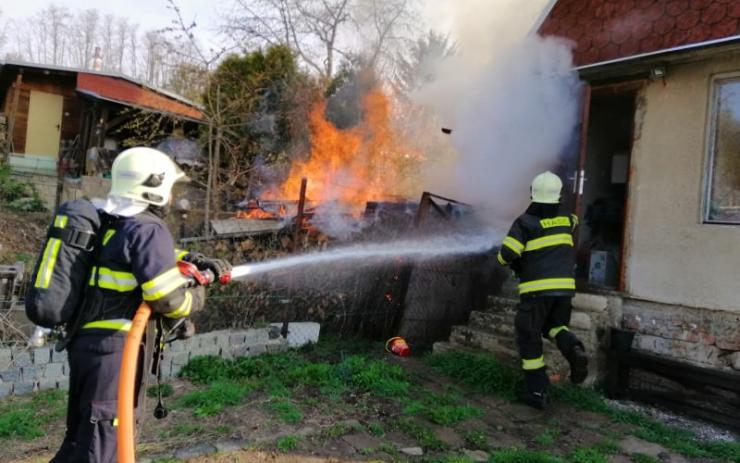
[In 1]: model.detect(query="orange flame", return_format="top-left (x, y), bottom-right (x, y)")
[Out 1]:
top-left (265, 88), bottom-right (422, 213)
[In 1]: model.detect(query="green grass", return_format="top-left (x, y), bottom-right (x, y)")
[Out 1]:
top-left (159, 423), bottom-right (205, 438)
top-left (377, 442), bottom-right (396, 454)
top-left (629, 454), bottom-right (659, 463)
top-left (395, 418), bottom-right (447, 451)
top-left (568, 447), bottom-right (609, 463)
top-left (535, 428), bottom-right (560, 446)
top-left (275, 435), bottom-right (299, 452)
top-left (146, 383), bottom-right (174, 398)
top-left (489, 449), bottom-right (563, 463)
top-left (0, 390), bottom-right (66, 440)
top-left (428, 351), bottom-right (740, 463)
top-left (552, 385), bottom-right (740, 462)
top-left (322, 423), bottom-right (351, 438)
top-left (176, 380), bottom-right (252, 417)
top-left (269, 400), bottom-right (303, 424)
top-left (367, 421), bottom-right (385, 437)
top-left (460, 429), bottom-right (488, 449)
top-left (426, 351), bottom-right (521, 401)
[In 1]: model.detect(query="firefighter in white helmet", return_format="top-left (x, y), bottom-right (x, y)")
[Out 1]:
top-left (497, 171), bottom-right (588, 409)
top-left (52, 147), bottom-right (231, 462)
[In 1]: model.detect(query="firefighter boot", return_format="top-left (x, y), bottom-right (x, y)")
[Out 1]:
top-left (520, 368), bottom-right (549, 410)
top-left (567, 344), bottom-right (588, 384)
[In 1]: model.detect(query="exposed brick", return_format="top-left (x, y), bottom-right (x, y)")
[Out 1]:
top-left (634, 334), bottom-right (721, 367)
top-left (33, 347), bottom-right (52, 365)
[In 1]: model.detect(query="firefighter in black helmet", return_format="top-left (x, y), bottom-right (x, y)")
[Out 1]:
top-left (50, 148), bottom-right (231, 463)
top-left (497, 171), bottom-right (588, 409)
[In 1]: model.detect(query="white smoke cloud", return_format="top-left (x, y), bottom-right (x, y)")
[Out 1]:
top-left (415, 0), bottom-right (582, 235)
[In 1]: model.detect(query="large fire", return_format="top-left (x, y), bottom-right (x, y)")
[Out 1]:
top-left (263, 88), bottom-right (423, 214)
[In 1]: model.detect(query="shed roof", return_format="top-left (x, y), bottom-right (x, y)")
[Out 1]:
top-left (77, 73), bottom-right (204, 121)
top-left (0, 59), bottom-right (204, 121)
top-left (539, 0), bottom-right (740, 68)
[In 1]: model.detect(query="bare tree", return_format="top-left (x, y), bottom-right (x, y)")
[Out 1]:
top-left (224, 0), bottom-right (354, 81)
top-left (354, 0), bottom-right (418, 74)
top-left (129, 23), bottom-right (140, 77)
top-left (71, 9), bottom-right (99, 68)
top-left (116, 18), bottom-right (130, 72)
top-left (0, 8), bottom-right (7, 55)
top-left (101, 13), bottom-right (115, 71)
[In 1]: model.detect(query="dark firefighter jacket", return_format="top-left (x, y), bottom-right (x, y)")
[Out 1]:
top-left (497, 203), bottom-right (578, 298)
top-left (78, 210), bottom-right (203, 335)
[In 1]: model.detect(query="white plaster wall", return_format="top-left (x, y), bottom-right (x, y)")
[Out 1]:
top-left (625, 53), bottom-right (740, 312)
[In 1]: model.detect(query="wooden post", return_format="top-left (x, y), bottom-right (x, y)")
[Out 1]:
top-left (292, 177), bottom-right (308, 252)
top-left (5, 71), bottom-right (23, 160)
top-left (283, 177), bottom-right (307, 339)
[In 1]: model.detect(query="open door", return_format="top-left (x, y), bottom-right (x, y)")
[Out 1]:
top-left (572, 82), bottom-right (642, 291)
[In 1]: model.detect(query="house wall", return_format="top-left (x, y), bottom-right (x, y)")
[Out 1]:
top-left (625, 52), bottom-right (740, 313)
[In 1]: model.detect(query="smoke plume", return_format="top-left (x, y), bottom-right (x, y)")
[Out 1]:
top-left (415, 0), bottom-right (582, 236)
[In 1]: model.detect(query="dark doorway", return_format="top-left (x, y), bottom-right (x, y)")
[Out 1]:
top-left (575, 90), bottom-right (637, 290)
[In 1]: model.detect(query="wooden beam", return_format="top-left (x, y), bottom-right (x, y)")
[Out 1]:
top-left (5, 71), bottom-right (23, 156)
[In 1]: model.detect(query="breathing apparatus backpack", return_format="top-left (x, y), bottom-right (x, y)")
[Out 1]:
top-left (25, 199), bottom-right (105, 329)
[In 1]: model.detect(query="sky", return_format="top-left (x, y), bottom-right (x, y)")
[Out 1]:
top-left (2, 0), bottom-right (224, 48)
top-left (3, 0), bottom-right (553, 52)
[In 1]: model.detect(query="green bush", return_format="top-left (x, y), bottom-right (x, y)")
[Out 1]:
top-left (0, 164), bottom-right (45, 211)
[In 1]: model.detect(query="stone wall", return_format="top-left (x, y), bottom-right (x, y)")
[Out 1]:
top-left (622, 297), bottom-right (740, 371)
top-left (0, 327), bottom-right (289, 397)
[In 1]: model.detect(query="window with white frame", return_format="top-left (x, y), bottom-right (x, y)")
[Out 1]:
top-left (706, 77), bottom-right (740, 224)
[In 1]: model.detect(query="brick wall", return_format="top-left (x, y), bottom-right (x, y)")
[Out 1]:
top-left (0, 327), bottom-right (290, 397)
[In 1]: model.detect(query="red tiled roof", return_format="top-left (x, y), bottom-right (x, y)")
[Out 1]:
top-left (76, 73), bottom-right (204, 121)
top-left (539, 0), bottom-right (740, 67)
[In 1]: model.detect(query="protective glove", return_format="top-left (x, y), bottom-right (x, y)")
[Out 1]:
top-left (162, 318), bottom-right (196, 341)
top-left (183, 252), bottom-right (232, 280)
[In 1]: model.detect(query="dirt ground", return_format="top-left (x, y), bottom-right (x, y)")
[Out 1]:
top-left (0, 207), bottom-right (49, 265)
top-left (5, 350), bottom-right (725, 463)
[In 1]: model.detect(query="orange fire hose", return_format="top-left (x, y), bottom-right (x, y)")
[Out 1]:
top-left (117, 303), bottom-right (151, 463)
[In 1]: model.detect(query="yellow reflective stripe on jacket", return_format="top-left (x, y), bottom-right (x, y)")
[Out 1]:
top-left (164, 291), bottom-right (192, 319)
top-left (54, 215), bottom-right (68, 228)
top-left (142, 267), bottom-right (187, 301)
top-left (548, 325), bottom-right (569, 340)
top-left (174, 249), bottom-right (189, 260)
top-left (102, 230), bottom-right (116, 246)
top-left (502, 236), bottom-right (524, 255)
top-left (88, 267), bottom-right (138, 292)
top-left (571, 214), bottom-right (579, 230)
top-left (522, 356), bottom-right (545, 370)
top-left (539, 216), bottom-right (570, 229)
top-left (496, 253), bottom-right (507, 266)
top-left (524, 233), bottom-right (573, 252)
top-left (34, 238), bottom-right (62, 289)
top-left (519, 278), bottom-right (575, 294)
top-left (82, 319), bottom-right (132, 332)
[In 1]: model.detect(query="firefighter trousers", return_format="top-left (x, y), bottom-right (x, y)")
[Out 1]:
top-left (514, 296), bottom-right (581, 393)
top-left (50, 332), bottom-right (143, 463)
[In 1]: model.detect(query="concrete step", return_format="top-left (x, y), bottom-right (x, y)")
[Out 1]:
top-left (448, 325), bottom-right (519, 360)
top-left (467, 311), bottom-right (516, 337)
top-left (485, 295), bottom-right (519, 313)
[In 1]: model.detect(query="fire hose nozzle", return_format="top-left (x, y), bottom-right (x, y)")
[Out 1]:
top-left (177, 261), bottom-right (231, 287)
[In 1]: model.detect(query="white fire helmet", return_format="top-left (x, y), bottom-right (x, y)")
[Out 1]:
top-left (109, 147), bottom-right (185, 206)
top-left (530, 171), bottom-right (563, 204)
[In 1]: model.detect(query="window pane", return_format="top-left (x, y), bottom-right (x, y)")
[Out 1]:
top-left (708, 79), bottom-right (740, 223)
